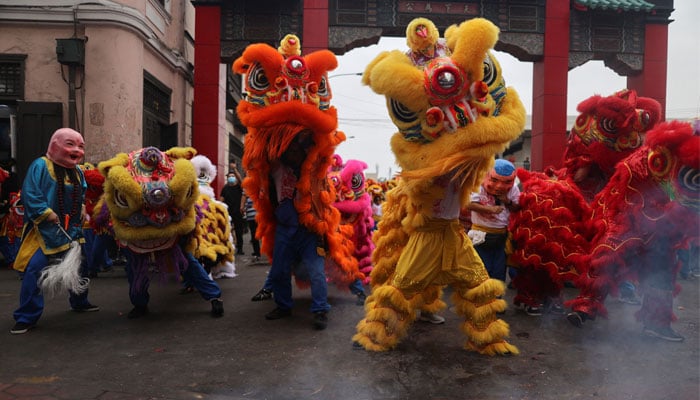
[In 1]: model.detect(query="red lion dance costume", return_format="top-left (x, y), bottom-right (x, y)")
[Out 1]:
top-left (510, 89), bottom-right (699, 340)
top-left (510, 90), bottom-right (662, 313)
top-left (566, 120), bottom-right (699, 340)
top-left (232, 36), bottom-right (361, 291)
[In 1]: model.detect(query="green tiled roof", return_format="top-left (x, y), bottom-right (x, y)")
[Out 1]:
top-left (574, 0), bottom-right (655, 12)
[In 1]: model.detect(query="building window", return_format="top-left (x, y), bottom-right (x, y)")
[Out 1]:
top-left (143, 71), bottom-right (175, 149)
top-left (0, 55), bottom-right (27, 101)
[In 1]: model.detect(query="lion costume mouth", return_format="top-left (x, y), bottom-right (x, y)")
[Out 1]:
top-left (122, 236), bottom-right (178, 254)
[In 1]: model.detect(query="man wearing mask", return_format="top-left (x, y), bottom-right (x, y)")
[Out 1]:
top-left (10, 128), bottom-right (98, 334)
top-left (220, 164), bottom-right (245, 255)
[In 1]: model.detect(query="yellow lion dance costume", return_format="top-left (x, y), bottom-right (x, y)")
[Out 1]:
top-left (353, 17), bottom-right (525, 355)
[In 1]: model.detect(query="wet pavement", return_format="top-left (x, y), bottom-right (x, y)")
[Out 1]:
top-left (0, 240), bottom-right (698, 400)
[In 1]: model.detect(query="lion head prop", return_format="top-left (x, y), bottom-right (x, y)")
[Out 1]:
top-left (96, 146), bottom-right (198, 255)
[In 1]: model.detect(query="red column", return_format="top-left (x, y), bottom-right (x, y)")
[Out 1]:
top-left (530, 0), bottom-right (570, 171)
top-left (303, 0), bottom-right (329, 54)
top-left (193, 3), bottom-right (225, 192)
top-left (627, 23), bottom-right (668, 121)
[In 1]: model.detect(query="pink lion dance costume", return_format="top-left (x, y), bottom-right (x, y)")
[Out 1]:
top-left (328, 155), bottom-right (375, 284)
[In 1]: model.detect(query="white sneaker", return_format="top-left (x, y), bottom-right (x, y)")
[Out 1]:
top-left (418, 311), bottom-right (445, 324)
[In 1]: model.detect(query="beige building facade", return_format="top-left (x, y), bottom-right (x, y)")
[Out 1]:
top-left (0, 0), bottom-right (240, 182)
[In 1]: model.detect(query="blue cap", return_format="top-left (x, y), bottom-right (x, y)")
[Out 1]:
top-left (494, 159), bottom-right (515, 176)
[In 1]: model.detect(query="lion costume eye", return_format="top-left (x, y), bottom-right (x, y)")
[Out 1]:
top-left (114, 189), bottom-right (129, 208)
top-left (317, 75), bottom-right (330, 98)
top-left (329, 175), bottom-right (340, 188)
top-left (351, 173), bottom-right (364, 192)
top-left (483, 55), bottom-right (497, 87)
top-left (598, 117), bottom-right (618, 138)
top-left (389, 98), bottom-right (418, 125)
top-left (678, 166), bottom-right (700, 193)
top-left (247, 63), bottom-right (270, 92)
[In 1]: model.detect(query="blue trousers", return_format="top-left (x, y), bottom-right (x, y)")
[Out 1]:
top-left (269, 224), bottom-right (330, 313)
top-left (125, 250), bottom-right (221, 307)
top-left (83, 229), bottom-right (113, 274)
top-left (13, 249), bottom-right (92, 325)
top-left (348, 279), bottom-right (365, 295)
top-left (475, 241), bottom-right (507, 282)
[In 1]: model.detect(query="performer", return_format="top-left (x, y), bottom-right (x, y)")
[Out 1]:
top-left (328, 155), bottom-right (373, 304)
top-left (353, 18), bottom-right (525, 354)
top-left (94, 147), bottom-right (224, 319)
top-left (0, 159), bottom-right (20, 269)
top-left (190, 154), bottom-right (236, 279)
top-left (467, 159), bottom-right (520, 284)
top-left (232, 34), bottom-right (362, 330)
top-left (11, 128), bottom-right (97, 334)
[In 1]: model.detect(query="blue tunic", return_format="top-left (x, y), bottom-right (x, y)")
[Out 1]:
top-left (21, 157), bottom-right (86, 253)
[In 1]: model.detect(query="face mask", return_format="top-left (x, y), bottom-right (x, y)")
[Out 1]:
top-left (227, 176), bottom-right (237, 185)
top-left (46, 128), bottom-right (85, 168)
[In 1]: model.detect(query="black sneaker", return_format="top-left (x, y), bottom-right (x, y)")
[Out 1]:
top-left (127, 305), bottom-right (149, 319)
top-left (211, 299), bottom-right (224, 318)
top-left (71, 303), bottom-right (100, 313)
top-left (644, 326), bottom-right (685, 342)
top-left (10, 322), bottom-right (34, 335)
top-left (544, 298), bottom-right (566, 315)
top-left (525, 305), bottom-right (542, 316)
top-left (179, 286), bottom-right (195, 295)
top-left (355, 291), bottom-right (367, 306)
top-left (265, 307), bottom-right (291, 320)
top-left (312, 311), bottom-right (328, 330)
top-left (251, 288), bottom-right (273, 301)
top-left (567, 311), bottom-right (589, 327)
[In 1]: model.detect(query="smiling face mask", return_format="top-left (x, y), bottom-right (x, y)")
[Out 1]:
top-left (46, 128), bottom-right (85, 168)
top-left (483, 159), bottom-right (516, 197)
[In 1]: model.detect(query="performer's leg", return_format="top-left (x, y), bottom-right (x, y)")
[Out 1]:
top-left (565, 254), bottom-right (612, 326)
top-left (68, 256), bottom-right (94, 309)
top-left (637, 267), bottom-right (683, 341)
top-left (13, 250), bottom-right (46, 325)
top-left (124, 253), bottom-right (150, 317)
top-left (452, 278), bottom-right (518, 355)
top-left (299, 229), bottom-right (329, 314)
top-left (268, 225), bottom-right (297, 311)
top-left (183, 252), bottom-right (223, 300)
top-left (413, 284), bottom-right (446, 315)
top-left (352, 284), bottom-right (416, 351)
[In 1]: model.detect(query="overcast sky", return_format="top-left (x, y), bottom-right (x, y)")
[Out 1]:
top-left (330, 0), bottom-right (700, 179)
